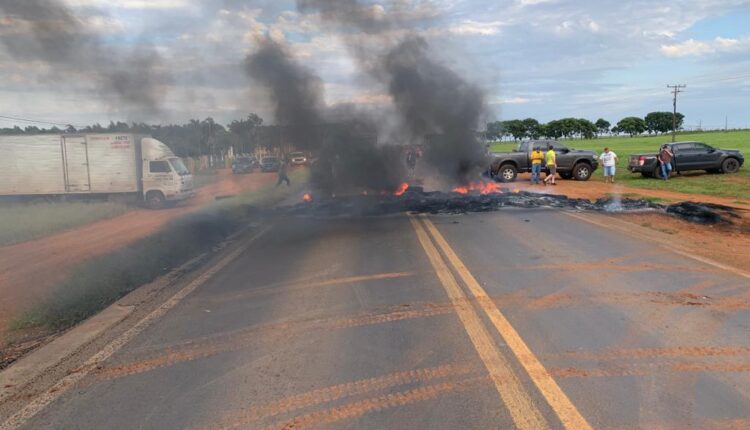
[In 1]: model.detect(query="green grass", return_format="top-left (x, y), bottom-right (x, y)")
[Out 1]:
top-left (0, 201), bottom-right (131, 246)
top-left (12, 169), bottom-right (309, 331)
top-left (489, 130), bottom-right (750, 199)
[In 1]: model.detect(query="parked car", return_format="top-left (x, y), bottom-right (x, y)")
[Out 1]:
top-left (259, 156), bottom-right (281, 172)
top-left (288, 152), bottom-right (308, 166)
top-left (489, 140), bottom-right (599, 182)
top-left (231, 156), bottom-right (256, 174)
top-left (628, 141), bottom-right (744, 178)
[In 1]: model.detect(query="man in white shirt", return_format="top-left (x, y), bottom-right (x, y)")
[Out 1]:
top-left (599, 147), bottom-right (618, 183)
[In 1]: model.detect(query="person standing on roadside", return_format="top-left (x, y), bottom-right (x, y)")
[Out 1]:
top-left (276, 155), bottom-right (290, 187)
top-left (530, 145), bottom-right (544, 184)
top-left (658, 144), bottom-right (674, 180)
top-left (544, 145), bottom-right (557, 185)
top-left (599, 147), bottom-right (618, 184)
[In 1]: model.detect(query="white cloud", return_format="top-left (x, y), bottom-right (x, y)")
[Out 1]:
top-left (64, 0), bottom-right (190, 9)
top-left (449, 20), bottom-right (507, 36)
top-left (489, 96), bottom-right (534, 105)
top-left (660, 37), bottom-right (750, 57)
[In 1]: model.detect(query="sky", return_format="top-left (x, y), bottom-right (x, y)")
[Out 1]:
top-left (1, 0), bottom-right (749, 130)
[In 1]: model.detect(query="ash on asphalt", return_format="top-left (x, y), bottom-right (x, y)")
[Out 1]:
top-left (258, 187), bottom-right (739, 225)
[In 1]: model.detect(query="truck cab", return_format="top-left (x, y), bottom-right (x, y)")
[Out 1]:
top-left (141, 138), bottom-right (194, 209)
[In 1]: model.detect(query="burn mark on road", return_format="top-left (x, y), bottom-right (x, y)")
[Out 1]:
top-left (204, 363), bottom-right (478, 430)
top-left (89, 302), bottom-right (457, 383)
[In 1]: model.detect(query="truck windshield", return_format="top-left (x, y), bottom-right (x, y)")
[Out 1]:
top-left (169, 158), bottom-right (190, 176)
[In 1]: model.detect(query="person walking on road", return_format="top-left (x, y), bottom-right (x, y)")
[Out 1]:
top-left (599, 147), bottom-right (618, 184)
top-left (658, 144), bottom-right (674, 180)
top-left (530, 146), bottom-right (544, 184)
top-left (544, 145), bottom-right (557, 185)
top-left (276, 156), bottom-right (290, 187)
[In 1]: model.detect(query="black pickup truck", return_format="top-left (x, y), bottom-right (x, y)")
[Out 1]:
top-left (489, 140), bottom-right (599, 182)
top-left (628, 141), bottom-right (744, 178)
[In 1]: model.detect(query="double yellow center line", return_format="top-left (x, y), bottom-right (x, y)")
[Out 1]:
top-left (410, 215), bottom-right (592, 430)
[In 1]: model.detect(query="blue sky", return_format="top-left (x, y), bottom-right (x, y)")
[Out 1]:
top-left (1, 0), bottom-right (749, 130)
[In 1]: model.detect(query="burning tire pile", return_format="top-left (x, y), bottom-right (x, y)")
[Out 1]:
top-left (268, 185), bottom-right (741, 225)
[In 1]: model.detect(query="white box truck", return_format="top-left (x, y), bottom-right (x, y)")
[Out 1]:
top-left (0, 134), bottom-right (194, 208)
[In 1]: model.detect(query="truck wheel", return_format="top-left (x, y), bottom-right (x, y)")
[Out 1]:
top-left (146, 191), bottom-right (166, 209)
top-left (652, 166), bottom-right (663, 179)
top-left (572, 163), bottom-right (592, 181)
top-left (721, 157), bottom-right (740, 174)
top-left (496, 164), bottom-right (517, 182)
top-left (559, 172), bottom-right (573, 180)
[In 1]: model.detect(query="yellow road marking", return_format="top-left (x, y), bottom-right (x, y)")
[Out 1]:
top-left (409, 217), bottom-right (548, 430)
top-left (420, 215), bottom-right (593, 430)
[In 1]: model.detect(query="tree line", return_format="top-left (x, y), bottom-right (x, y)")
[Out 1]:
top-left (486, 111), bottom-right (685, 141)
top-left (0, 115), bottom-right (267, 158)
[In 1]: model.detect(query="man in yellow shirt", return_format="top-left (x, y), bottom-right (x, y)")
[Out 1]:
top-left (530, 146), bottom-right (544, 184)
top-left (544, 145), bottom-right (557, 185)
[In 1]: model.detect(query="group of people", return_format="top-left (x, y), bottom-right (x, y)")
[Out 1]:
top-left (530, 146), bottom-right (558, 185)
top-left (530, 144), bottom-right (620, 185)
top-left (529, 143), bottom-right (674, 185)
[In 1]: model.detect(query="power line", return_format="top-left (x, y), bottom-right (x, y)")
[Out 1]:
top-left (667, 84), bottom-right (686, 142)
top-left (0, 114), bottom-right (79, 128)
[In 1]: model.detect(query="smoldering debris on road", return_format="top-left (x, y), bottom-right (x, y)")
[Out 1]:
top-left (665, 202), bottom-right (742, 225)
top-left (247, 188), bottom-right (742, 226)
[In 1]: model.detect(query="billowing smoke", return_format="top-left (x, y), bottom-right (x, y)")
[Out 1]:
top-left (245, 38), bottom-right (406, 193)
top-left (0, 0), bottom-right (169, 115)
top-left (245, 39), bottom-right (324, 149)
top-left (298, 0), bottom-right (489, 185)
top-left (383, 36), bottom-right (487, 181)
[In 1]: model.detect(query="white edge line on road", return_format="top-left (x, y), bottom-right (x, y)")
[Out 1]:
top-left (0, 225), bottom-right (273, 430)
top-left (563, 211), bottom-right (750, 280)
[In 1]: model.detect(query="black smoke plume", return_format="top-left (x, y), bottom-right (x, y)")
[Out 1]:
top-left (297, 0), bottom-right (489, 184)
top-left (245, 38), bottom-right (406, 193)
top-left (244, 38), bottom-right (324, 149)
top-left (0, 0), bottom-right (169, 115)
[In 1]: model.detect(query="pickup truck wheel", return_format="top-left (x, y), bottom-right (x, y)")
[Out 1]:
top-left (721, 157), bottom-right (740, 174)
top-left (497, 164), bottom-right (517, 182)
top-left (572, 163), bottom-right (592, 181)
top-left (146, 191), bottom-right (166, 210)
top-left (559, 172), bottom-right (573, 180)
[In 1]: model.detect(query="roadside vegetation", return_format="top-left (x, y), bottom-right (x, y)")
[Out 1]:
top-left (490, 130), bottom-right (750, 199)
top-left (0, 201), bottom-right (131, 246)
top-left (12, 169), bottom-right (308, 332)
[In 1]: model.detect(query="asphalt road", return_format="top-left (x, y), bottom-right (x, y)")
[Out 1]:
top-left (11, 209), bottom-right (750, 429)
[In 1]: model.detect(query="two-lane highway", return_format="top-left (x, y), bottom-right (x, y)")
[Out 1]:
top-left (7, 209), bottom-right (750, 429)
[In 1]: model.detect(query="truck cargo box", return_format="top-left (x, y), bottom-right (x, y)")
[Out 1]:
top-left (0, 134), bottom-right (141, 196)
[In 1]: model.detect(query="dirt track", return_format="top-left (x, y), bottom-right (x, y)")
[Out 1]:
top-left (0, 170), bottom-right (277, 338)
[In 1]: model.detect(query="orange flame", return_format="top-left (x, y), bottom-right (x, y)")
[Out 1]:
top-left (452, 181), bottom-right (503, 195)
top-left (393, 182), bottom-right (409, 196)
top-left (303, 193), bottom-right (312, 202)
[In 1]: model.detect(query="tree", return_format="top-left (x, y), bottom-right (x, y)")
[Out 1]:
top-left (485, 121), bottom-right (504, 141)
top-left (522, 118), bottom-right (541, 139)
top-left (616, 117), bottom-right (647, 137)
top-left (595, 118), bottom-right (610, 136)
top-left (576, 118), bottom-right (597, 139)
top-left (544, 120), bottom-right (563, 139)
top-left (644, 111), bottom-right (684, 134)
top-left (502, 120), bottom-right (526, 141)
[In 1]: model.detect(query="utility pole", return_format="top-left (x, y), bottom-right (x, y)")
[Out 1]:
top-left (725, 116), bottom-right (728, 132)
top-left (667, 84), bottom-right (686, 142)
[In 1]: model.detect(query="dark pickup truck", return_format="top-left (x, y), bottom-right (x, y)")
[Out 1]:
top-left (489, 140), bottom-right (599, 182)
top-left (628, 141), bottom-right (744, 178)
